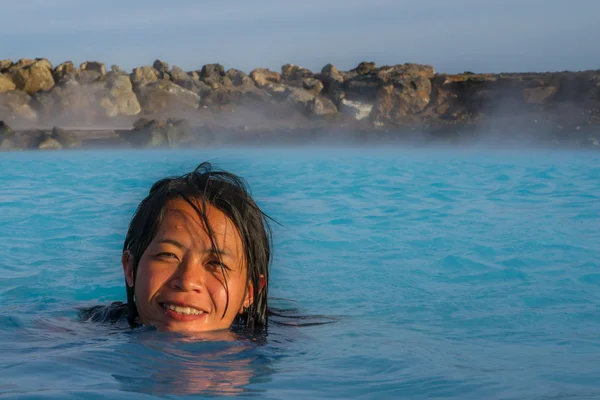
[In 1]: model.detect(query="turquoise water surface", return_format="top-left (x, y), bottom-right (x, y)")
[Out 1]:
top-left (1, 147), bottom-right (599, 399)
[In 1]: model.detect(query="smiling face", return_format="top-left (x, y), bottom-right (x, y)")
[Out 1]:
top-left (122, 198), bottom-right (255, 333)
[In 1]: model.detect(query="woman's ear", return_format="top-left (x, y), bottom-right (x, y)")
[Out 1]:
top-left (239, 275), bottom-right (266, 312)
top-left (122, 250), bottom-right (135, 288)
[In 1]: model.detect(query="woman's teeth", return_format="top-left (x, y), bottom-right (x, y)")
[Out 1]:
top-left (165, 304), bottom-right (205, 315)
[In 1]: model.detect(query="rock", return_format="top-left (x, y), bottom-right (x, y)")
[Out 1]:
top-left (111, 65), bottom-right (123, 73)
top-left (308, 96), bottom-right (338, 117)
top-left (170, 66), bottom-right (190, 82)
top-left (377, 63), bottom-right (435, 81)
top-left (0, 120), bottom-right (16, 149)
top-left (260, 83), bottom-right (289, 102)
top-left (131, 66), bottom-right (159, 88)
top-left (200, 64), bottom-right (225, 81)
top-left (340, 99), bottom-right (373, 120)
top-left (177, 79), bottom-right (211, 96)
top-left (0, 59), bottom-right (12, 72)
top-left (319, 64), bottom-right (344, 87)
top-left (250, 68), bottom-right (281, 87)
top-left (76, 70), bottom-right (103, 85)
top-left (319, 64), bottom-right (345, 104)
top-left (281, 64), bottom-right (313, 81)
top-left (53, 61), bottom-right (75, 83)
top-left (80, 61), bottom-right (106, 76)
top-left (153, 59), bottom-right (169, 74)
top-left (51, 127), bottom-right (81, 148)
top-left (0, 73), bottom-right (16, 93)
top-left (524, 86), bottom-right (558, 104)
top-left (123, 118), bottom-right (167, 147)
top-left (10, 59), bottom-right (55, 95)
top-left (10, 59), bottom-right (37, 70)
top-left (39, 137), bottom-right (63, 150)
top-left (375, 75), bottom-right (432, 122)
top-left (0, 136), bottom-right (18, 150)
top-left (200, 64), bottom-right (226, 88)
top-left (99, 74), bottom-right (141, 117)
top-left (165, 118), bottom-right (192, 146)
top-left (202, 85), bottom-right (268, 108)
top-left (0, 91), bottom-right (37, 122)
top-left (284, 87), bottom-right (317, 109)
top-left (34, 77), bottom-right (104, 124)
top-left (301, 78), bottom-right (324, 96)
top-left (136, 80), bottom-right (200, 114)
top-left (226, 69), bottom-right (254, 86)
top-left (353, 61), bottom-right (376, 75)
top-left (15, 129), bottom-right (48, 149)
top-left (344, 73), bottom-right (383, 101)
top-left (0, 120), bottom-right (14, 136)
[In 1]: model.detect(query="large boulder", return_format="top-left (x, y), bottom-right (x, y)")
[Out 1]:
top-left (344, 73), bottom-right (382, 101)
top-left (99, 73), bottom-right (141, 117)
top-left (10, 59), bottom-right (55, 95)
top-left (126, 118), bottom-right (168, 147)
top-left (284, 86), bottom-right (316, 109)
top-left (0, 121), bottom-right (16, 150)
top-left (53, 61), bottom-right (76, 83)
top-left (7, 59), bottom-right (38, 71)
top-left (200, 64), bottom-right (226, 88)
top-left (165, 118), bottom-right (193, 146)
top-left (308, 96), bottom-right (338, 117)
top-left (33, 72), bottom-right (109, 124)
top-left (0, 120), bottom-right (13, 136)
top-left (301, 77), bottom-right (324, 96)
top-left (131, 66), bottom-right (160, 88)
top-left (0, 60), bottom-right (12, 72)
top-left (152, 59), bottom-right (170, 79)
top-left (226, 69), bottom-right (254, 87)
top-left (3, 129), bottom-right (49, 150)
top-left (80, 61), bottom-right (106, 76)
top-left (318, 64), bottom-right (345, 104)
top-left (122, 118), bottom-right (193, 147)
top-left (200, 64), bottom-right (225, 80)
top-left (38, 137), bottom-right (63, 150)
top-left (202, 84), bottom-right (268, 108)
top-left (375, 75), bottom-right (432, 123)
top-left (170, 66), bottom-right (190, 82)
top-left (177, 79), bottom-right (212, 96)
top-left (0, 73), bottom-right (16, 93)
top-left (137, 80), bottom-right (200, 114)
top-left (353, 61), bottom-right (377, 75)
top-left (250, 68), bottom-right (281, 87)
top-left (281, 64), bottom-right (313, 81)
top-left (0, 90), bottom-right (37, 122)
top-left (51, 127), bottom-right (81, 148)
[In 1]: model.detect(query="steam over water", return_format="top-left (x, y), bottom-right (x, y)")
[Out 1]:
top-left (1, 147), bottom-right (599, 399)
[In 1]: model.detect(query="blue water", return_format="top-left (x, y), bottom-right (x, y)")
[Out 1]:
top-left (1, 147), bottom-right (599, 399)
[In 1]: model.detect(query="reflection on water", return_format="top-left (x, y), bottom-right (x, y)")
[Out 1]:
top-left (113, 328), bottom-right (275, 396)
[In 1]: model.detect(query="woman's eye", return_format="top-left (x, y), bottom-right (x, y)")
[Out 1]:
top-left (156, 252), bottom-right (178, 260)
top-left (207, 260), bottom-right (229, 270)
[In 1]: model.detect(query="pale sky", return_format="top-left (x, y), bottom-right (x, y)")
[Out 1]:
top-left (1, 0), bottom-right (599, 74)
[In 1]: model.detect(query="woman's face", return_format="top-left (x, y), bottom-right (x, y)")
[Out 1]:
top-left (123, 198), bottom-right (254, 333)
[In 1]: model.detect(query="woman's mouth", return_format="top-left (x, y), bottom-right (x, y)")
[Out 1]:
top-left (161, 303), bottom-right (207, 321)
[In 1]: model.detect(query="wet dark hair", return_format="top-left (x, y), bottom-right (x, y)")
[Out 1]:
top-left (122, 162), bottom-right (273, 331)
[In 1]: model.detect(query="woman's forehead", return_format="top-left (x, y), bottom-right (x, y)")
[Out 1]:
top-left (158, 199), bottom-right (242, 246)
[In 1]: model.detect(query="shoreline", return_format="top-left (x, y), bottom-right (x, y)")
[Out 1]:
top-left (1, 58), bottom-right (599, 150)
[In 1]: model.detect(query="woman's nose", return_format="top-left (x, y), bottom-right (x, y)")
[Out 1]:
top-left (169, 256), bottom-right (206, 292)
